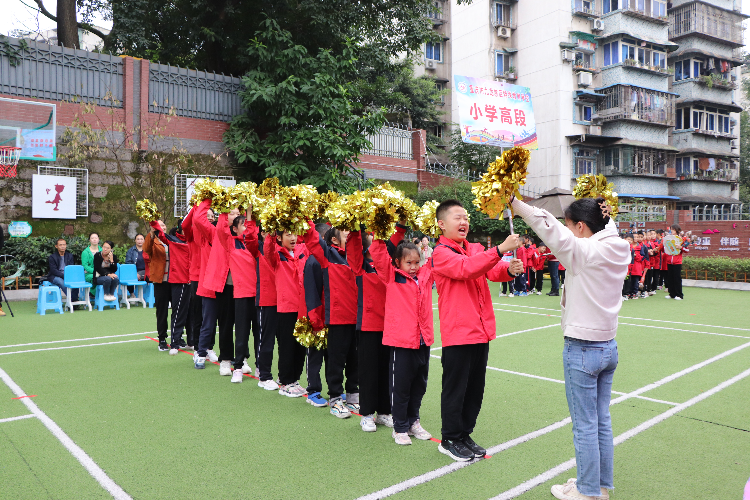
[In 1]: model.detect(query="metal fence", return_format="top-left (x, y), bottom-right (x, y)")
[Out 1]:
top-left (149, 63), bottom-right (244, 121)
top-left (173, 173), bottom-right (235, 217)
top-left (426, 161), bottom-right (481, 181)
top-left (0, 37), bottom-right (123, 107)
top-left (37, 165), bottom-right (89, 216)
top-left (686, 204), bottom-right (750, 221)
top-left (362, 124), bottom-right (414, 160)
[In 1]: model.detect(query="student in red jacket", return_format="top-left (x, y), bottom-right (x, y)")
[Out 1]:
top-left (149, 220), bottom-right (191, 355)
top-left (629, 234), bottom-right (645, 299)
top-left (267, 230), bottom-right (309, 397)
top-left (348, 225), bottom-right (406, 432)
top-left (217, 212), bottom-right (259, 383)
top-left (302, 221), bottom-right (359, 419)
top-left (530, 244), bottom-right (548, 295)
top-left (432, 199), bottom-right (523, 462)
top-left (181, 207), bottom-right (204, 350)
top-left (659, 224), bottom-right (689, 300)
top-left (248, 228), bottom-right (279, 389)
top-left (514, 239), bottom-right (528, 296)
top-left (370, 238), bottom-right (434, 445)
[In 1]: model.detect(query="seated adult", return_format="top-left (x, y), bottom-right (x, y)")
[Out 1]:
top-left (82, 232), bottom-right (101, 284)
top-left (48, 238), bottom-right (78, 302)
top-left (125, 233), bottom-right (146, 294)
top-left (93, 240), bottom-right (120, 301)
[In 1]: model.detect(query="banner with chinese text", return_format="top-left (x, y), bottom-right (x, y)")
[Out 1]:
top-left (454, 75), bottom-right (537, 150)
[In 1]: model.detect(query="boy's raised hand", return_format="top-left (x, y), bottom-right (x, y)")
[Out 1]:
top-left (496, 233), bottom-right (521, 254)
top-left (508, 258), bottom-right (524, 276)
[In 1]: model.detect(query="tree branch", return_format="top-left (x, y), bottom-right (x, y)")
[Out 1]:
top-left (31, 0), bottom-right (57, 22)
top-left (28, 0), bottom-right (109, 43)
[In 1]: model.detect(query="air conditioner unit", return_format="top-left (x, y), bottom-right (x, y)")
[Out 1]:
top-left (577, 71), bottom-right (593, 87)
top-left (426, 59), bottom-right (436, 69)
top-left (561, 49), bottom-right (575, 62)
top-left (591, 19), bottom-right (604, 31)
top-left (497, 26), bottom-right (510, 38)
top-left (588, 125), bottom-right (602, 135)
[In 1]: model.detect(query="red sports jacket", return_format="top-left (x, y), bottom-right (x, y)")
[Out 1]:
top-left (266, 236), bottom-right (308, 315)
top-left (370, 239), bottom-right (434, 349)
top-left (432, 236), bottom-right (514, 347)
top-left (217, 214), bottom-right (258, 299)
top-left (192, 200), bottom-right (217, 298)
top-left (181, 208), bottom-right (201, 283)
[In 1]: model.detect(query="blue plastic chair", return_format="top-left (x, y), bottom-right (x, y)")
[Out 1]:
top-left (37, 281), bottom-right (64, 315)
top-left (117, 264), bottom-right (147, 309)
top-left (142, 282), bottom-right (155, 308)
top-left (63, 265), bottom-right (92, 313)
top-left (94, 268), bottom-right (120, 311)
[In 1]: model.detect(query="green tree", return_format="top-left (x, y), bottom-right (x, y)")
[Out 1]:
top-left (739, 110), bottom-right (750, 204)
top-left (223, 19), bottom-right (385, 192)
top-left (448, 129), bottom-right (503, 175)
top-left (412, 180), bottom-right (531, 239)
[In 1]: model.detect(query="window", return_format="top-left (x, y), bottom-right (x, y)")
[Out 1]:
top-left (577, 104), bottom-right (593, 122)
top-left (575, 0), bottom-right (593, 13)
top-left (621, 42), bottom-right (636, 62)
top-left (426, 42), bottom-right (441, 61)
top-left (653, 0), bottom-right (667, 17)
top-left (675, 108), bottom-right (690, 130)
top-left (603, 41), bottom-right (619, 66)
top-left (705, 107), bottom-right (717, 131)
top-left (603, 0), bottom-right (618, 14)
top-left (495, 52), bottom-right (509, 76)
top-left (575, 149), bottom-right (596, 176)
top-left (692, 110), bottom-right (704, 130)
top-left (495, 2), bottom-right (510, 25)
top-left (427, 1), bottom-right (442, 20)
top-left (434, 82), bottom-right (445, 104)
top-left (574, 51), bottom-right (592, 69)
top-left (693, 61), bottom-right (700, 78)
top-left (674, 61), bottom-right (683, 81)
top-left (676, 157), bottom-right (691, 176)
top-left (653, 52), bottom-right (665, 68)
top-left (432, 124), bottom-right (444, 139)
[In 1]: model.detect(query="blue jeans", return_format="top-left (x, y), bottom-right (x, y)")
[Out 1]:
top-left (51, 276), bottom-right (78, 302)
top-left (549, 261), bottom-right (560, 292)
top-left (98, 276), bottom-right (119, 296)
top-left (563, 337), bottom-right (618, 496)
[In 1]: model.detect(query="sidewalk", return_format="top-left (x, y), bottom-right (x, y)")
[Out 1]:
top-left (683, 279), bottom-right (750, 292)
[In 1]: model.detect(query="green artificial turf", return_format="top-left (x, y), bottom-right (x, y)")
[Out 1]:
top-left (0, 286), bottom-right (748, 499)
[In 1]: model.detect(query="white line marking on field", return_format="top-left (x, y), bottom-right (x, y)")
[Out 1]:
top-left (430, 324), bottom-right (558, 352)
top-left (0, 332), bottom-right (157, 350)
top-left (0, 338), bottom-right (150, 356)
top-left (0, 367), bottom-right (131, 499)
top-left (619, 322), bottom-right (750, 340)
top-left (0, 414), bottom-right (36, 424)
top-left (359, 340), bottom-right (750, 500)
top-left (489, 366), bottom-right (750, 500)
top-left (495, 308), bottom-right (561, 318)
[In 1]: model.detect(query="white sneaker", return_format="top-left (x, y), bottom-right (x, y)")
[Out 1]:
top-left (498, 292), bottom-right (506, 297)
top-left (665, 295), bottom-right (672, 299)
top-left (551, 478), bottom-right (608, 500)
top-left (219, 360), bottom-right (232, 376)
top-left (507, 293), bottom-right (514, 298)
top-left (169, 348), bottom-right (179, 356)
top-left (360, 415), bottom-right (376, 432)
top-left (279, 382), bottom-right (307, 398)
top-left (374, 413), bottom-right (394, 428)
top-left (536, 291), bottom-right (542, 295)
top-left (622, 296), bottom-right (628, 301)
top-left (344, 392), bottom-right (360, 413)
top-left (675, 297), bottom-right (683, 300)
top-left (258, 379), bottom-right (279, 391)
top-left (649, 291), bottom-right (656, 296)
top-left (407, 419), bottom-right (432, 440)
top-left (206, 350), bottom-right (219, 363)
top-left (231, 369), bottom-right (243, 383)
top-left (254, 367), bottom-right (260, 378)
top-left (393, 430), bottom-right (412, 445)
top-left (329, 397), bottom-right (351, 419)
top-left (241, 358), bottom-right (251, 374)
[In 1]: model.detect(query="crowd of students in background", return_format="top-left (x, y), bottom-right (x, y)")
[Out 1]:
top-left (498, 235), bottom-right (566, 298)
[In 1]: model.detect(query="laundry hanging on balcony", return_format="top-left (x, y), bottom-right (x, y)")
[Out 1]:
top-left (698, 157), bottom-right (710, 171)
top-left (708, 158), bottom-right (716, 171)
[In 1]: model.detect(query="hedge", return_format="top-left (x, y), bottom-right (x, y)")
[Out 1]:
top-left (1, 235), bottom-right (130, 285)
top-left (682, 256), bottom-right (750, 282)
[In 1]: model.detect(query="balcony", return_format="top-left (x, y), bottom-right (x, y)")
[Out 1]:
top-left (676, 168), bottom-right (738, 182)
top-left (572, 59), bottom-right (597, 73)
top-left (697, 74), bottom-right (738, 90)
top-left (572, 3), bottom-right (601, 18)
top-left (600, 146), bottom-right (675, 178)
top-left (669, 2), bottom-right (745, 47)
top-left (690, 128), bottom-right (737, 140)
top-left (425, 9), bottom-right (444, 26)
top-left (618, 5), bottom-right (669, 25)
top-left (622, 58), bottom-right (672, 76)
top-left (596, 85), bottom-right (675, 127)
top-left (493, 18), bottom-right (517, 30)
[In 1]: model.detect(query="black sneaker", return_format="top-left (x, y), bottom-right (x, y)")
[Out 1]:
top-left (462, 436), bottom-right (486, 458)
top-left (158, 341), bottom-right (169, 351)
top-left (547, 291), bottom-right (559, 296)
top-left (438, 439), bottom-right (474, 462)
top-left (178, 339), bottom-right (188, 349)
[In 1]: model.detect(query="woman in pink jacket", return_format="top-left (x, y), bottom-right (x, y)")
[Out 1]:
top-left (512, 196), bottom-right (630, 500)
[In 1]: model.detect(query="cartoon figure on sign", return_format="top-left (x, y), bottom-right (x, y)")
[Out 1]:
top-left (45, 184), bottom-right (65, 211)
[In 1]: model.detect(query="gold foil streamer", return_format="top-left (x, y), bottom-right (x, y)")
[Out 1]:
top-left (414, 200), bottom-right (441, 239)
top-left (471, 146), bottom-right (531, 218)
top-left (324, 190), bottom-right (370, 232)
top-left (135, 199), bottom-right (161, 222)
top-left (364, 183), bottom-right (417, 240)
top-left (573, 174), bottom-right (619, 218)
top-left (258, 184), bottom-right (319, 235)
top-left (293, 317), bottom-right (328, 350)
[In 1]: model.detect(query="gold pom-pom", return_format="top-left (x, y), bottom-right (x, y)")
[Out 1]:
top-left (316, 191), bottom-right (339, 220)
top-left (324, 191), bottom-right (370, 232)
top-left (257, 177), bottom-right (281, 198)
top-left (415, 200), bottom-right (441, 239)
top-left (259, 184), bottom-right (319, 235)
top-left (293, 317), bottom-right (328, 350)
top-left (191, 178), bottom-right (225, 207)
top-left (573, 174), bottom-right (619, 218)
top-left (232, 182), bottom-right (261, 219)
top-left (365, 183), bottom-right (417, 240)
top-left (136, 199), bottom-right (161, 222)
top-left (471, 146), bottom-right (531, 218)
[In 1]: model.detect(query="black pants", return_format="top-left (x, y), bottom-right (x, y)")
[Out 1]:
top-left (306, 347), bottom-right (327, 394)
top-left (622, 276), bottom-right (631, 297)
top-left (325, 324), bottom-right (359, 399)
top-left (277, 312), bottom-right (306, 386)
top-left (667, 264), bottom-right (683, 299)
top-left (501, 280), bottom-right (514, 295)
top-left (658, 269), bottom-right (666, 287)
top-left (441, 343), bottom-right (489, 441)
top-left (234, 298), bottom-right (256, 370)
top-left (526, 267), bottom-right (535, 291)
top-left (198, 296), bottom-right (218, 357)
top-left (390, 344), bottom-right (429, 433)
top-left (630, 275), bottom-right (641, 296)
top-left (359, 331), bottom-right (391, 417)
top-left (644, 269), bottom-right (653, 292)
top-left (153, 281), bottom-right (171, 342)
top-left (169, 283), bottom-right (190, 348)
top-left (532, 269), bottom-right (544, 292)
top-left (514, 273), bottom-right (527, 293)
top-left (186, 281), bottom-right (202, 348)
top-left (216, 285), bottom-right (235, 362)
top-left (257, 305), bottom-right (278, 382)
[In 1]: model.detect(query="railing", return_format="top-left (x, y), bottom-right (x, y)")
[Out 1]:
top-left (686, 204), bottom-right (748, 221)
top-left (697, 75), bottom-right (737, 90)
top-left (572, 4), bottom-right (601, 17)
top-left (678, 169), bottom-right (739, 182)
top-left (622, 59), bottom-right (670, 76)
top-left (617, 203), bottom-right (667, 222)
top-left (597, 85), bottom-right (675, 126)
top-left (0, 36), bottom-right (123, 107)
top-left (573, 60), bottom-right (596, 72)
top-left (669, 2), bottom-right (745, 45)
top-left (618, 5), bottom-right (669, 23)
top-left (691, 128), bottom-right (737, 140)
top-left (148, 63), bottom-right (243, 121)
top-left (683, 270), bottom-right (750, 282)
top-left (362, 124), bottom-right (414, 160)
top-left (425, 8), bottom-right (444, 23)
top-left (599, 147), bottom-right (675, 177)
top-left (426, 161), bottom-right (480, 181)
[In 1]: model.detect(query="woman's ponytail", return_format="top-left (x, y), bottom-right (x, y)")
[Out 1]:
top-left (563, 197), bottom-right (608, 234)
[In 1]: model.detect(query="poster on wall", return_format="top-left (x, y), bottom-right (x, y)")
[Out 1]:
top-left (32, 174), bottom-right (77, 219)
top-left (454, 75), bottom-right (538, 150)
top-left (22, 130), bottom-right (56, 160)
top-left (185, 177), bottom-right (236, 205)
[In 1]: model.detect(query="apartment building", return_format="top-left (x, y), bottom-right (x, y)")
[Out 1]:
top-left (420, 0), bottom-right (743, 218)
